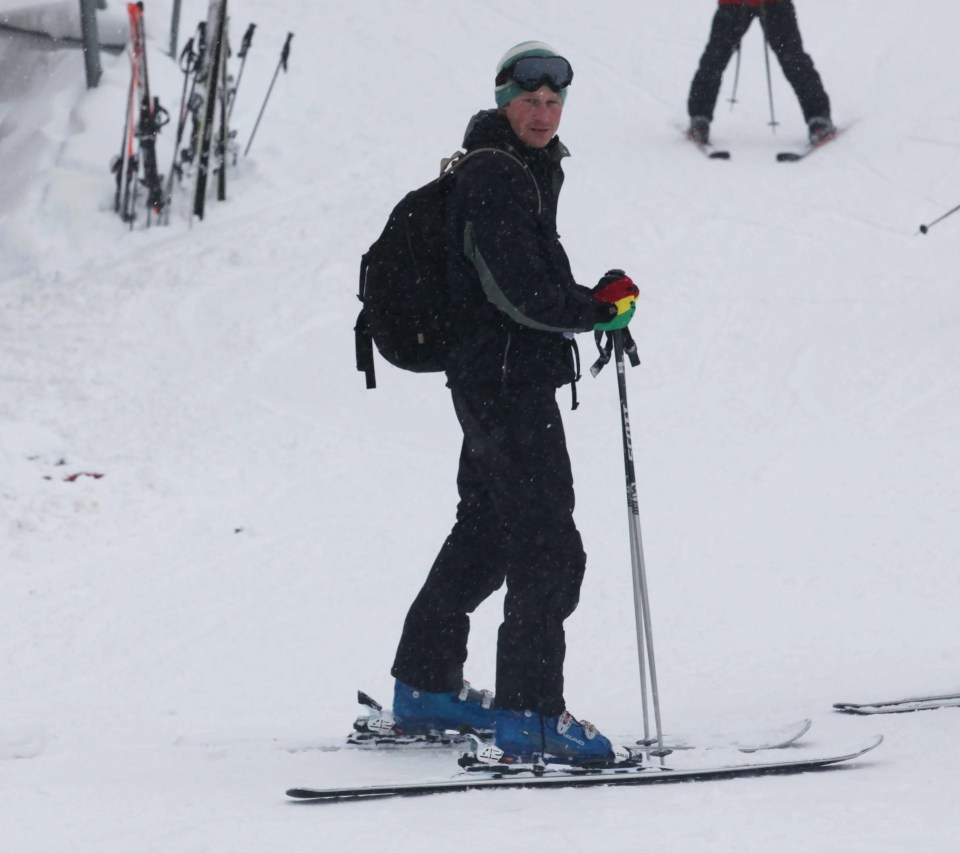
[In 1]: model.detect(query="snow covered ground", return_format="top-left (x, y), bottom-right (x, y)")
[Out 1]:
top-left (2, 0), bottom-right (960, 849)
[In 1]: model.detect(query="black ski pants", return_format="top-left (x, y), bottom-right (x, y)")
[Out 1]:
top-left (688, 0), bottom-right (830, 123)
top-left (391, 382), bottom-right (587, 716)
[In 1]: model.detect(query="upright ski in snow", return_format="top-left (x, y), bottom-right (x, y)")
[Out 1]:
top-left (285, 735), bottom-right (883, 803)
top-left (113, 2), bottom-right (169, 225)
top-left (834, 692), bottom-right (960, 715)
top-left (193, 0), bottom-right (228, 219)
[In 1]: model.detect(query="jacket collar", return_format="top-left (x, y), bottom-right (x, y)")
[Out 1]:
top-left (462, 109), bottom-right (570, 165)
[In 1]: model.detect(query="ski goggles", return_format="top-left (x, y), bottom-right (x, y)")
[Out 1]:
top-left (495, 55), bottom-right (574, 93)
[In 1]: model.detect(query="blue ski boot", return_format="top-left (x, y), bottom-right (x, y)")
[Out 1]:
top-left (392, 679), bottom-right (496, 736)
top-left (493, 709), bottom-right (632, 767)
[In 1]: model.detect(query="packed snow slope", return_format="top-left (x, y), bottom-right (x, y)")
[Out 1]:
top-left (2, 0), bottom-right (959, 849)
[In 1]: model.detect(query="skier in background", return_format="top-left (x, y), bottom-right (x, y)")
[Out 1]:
top-left (687, 0), bottom-right (835, 146)
top-left (387, 41), bottom-right (639, 767)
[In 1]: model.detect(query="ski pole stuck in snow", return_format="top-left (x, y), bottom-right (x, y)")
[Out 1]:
top-left (244, 32), bottom-right (293, 156)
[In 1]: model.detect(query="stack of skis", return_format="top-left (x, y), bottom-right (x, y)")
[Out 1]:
top-left (111, 1), bottom-right (292, 228)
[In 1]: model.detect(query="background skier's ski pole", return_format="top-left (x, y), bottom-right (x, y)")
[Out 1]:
top-left (727, 5), bottom-right (747, 110)
top-left (727, 42), bottom-right (742, 110)
top-left (759, 5), bottom-right (778, 131)
top-left (244, 32), bottom-right (293, 156)
top-left (919, 201), bottom-right (960, 234)
top-left (611, 328), bottom-right (668, 765)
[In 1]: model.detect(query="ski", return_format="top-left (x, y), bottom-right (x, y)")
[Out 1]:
top-left (132, 3), bottom-right (168, 217)
top-left (177, 715), bottom-right (810, 757)
top-left (161, 22), bottom-right (207, 223)
top-left (776, 125), bottom-right (845, 162)
top-left (834, 692), bottom-right (960, 715)
top-left (344, 690), bottom-right (809, 753)
top-left (286, 735), bottom-right (883, 803)
top-left (685, 131), bottom-right (730, 160)
top-left (193, 0), bottom-right (228, 219)
top-left (634, 717), bottom-right (811, 753)
top-left (345, 717), bottom-right (811, 754)
top-left (114, 3), bottom-right (144, 225)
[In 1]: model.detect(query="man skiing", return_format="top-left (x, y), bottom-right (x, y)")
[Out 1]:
top-left (388, 41), bottom-right (638, 767)
top-left (687, 0), bottom-right (835, 145)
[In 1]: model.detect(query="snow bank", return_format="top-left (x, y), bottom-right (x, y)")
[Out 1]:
top-left (0, 0), bottom-right (126, 46)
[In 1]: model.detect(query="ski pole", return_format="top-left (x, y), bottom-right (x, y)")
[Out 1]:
top-left (160, 34), bottom-right (198, 224)
top-left (919, 201), bottom-right (960, 235)
top-left (727, 43), bottom-right (742, 110)
top-left (244, 32), bottom-right (293, 156)
top-left (610, 328), bottom-right (668, 765)
top-left (227, 23), bottom-right (256, 122)
top-left (759, 5), bottom-right (778, 132)
top-left (727, 4), bottom-right (748, 111)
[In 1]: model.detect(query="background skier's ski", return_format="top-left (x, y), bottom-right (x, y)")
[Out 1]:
top-left (834, 693), bottom-right (960, 715)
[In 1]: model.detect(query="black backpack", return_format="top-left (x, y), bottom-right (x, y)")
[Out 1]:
top-left (355, 147), bottom-right (536, 389)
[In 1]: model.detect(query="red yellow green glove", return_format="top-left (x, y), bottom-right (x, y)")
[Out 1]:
top-left (593, 270), bottom-right (638, 331)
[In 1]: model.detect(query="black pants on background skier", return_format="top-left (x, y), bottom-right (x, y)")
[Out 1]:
top-left (687, 0), bottom-right (834, 145)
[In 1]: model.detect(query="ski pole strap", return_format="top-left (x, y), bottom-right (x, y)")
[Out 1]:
top-left (589, 329), bottom-right (613, 377)
top-left (589, 329), bottom-right (639, 377)
top-left (355, 309), bottom-right (376, 390)
top-left (621, 328), bottom-right (640, 367)
top-left (569, 338), bottom-right (581, 410)
top-left (356, 255), bottom-right (376, 389)
top-left (179, 36), bottom-right (197, 72)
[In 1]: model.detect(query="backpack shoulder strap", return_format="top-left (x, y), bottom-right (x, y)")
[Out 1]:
top-left (439, 147), bottom-right (542, 216)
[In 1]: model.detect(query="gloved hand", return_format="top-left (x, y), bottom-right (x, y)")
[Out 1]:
top-left (592, 269), bottom-right (638, 331)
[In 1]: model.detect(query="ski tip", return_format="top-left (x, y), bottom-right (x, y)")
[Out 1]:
top-left (287, 787), bottom-right (322, 800)
top-left (833, 702), bottom-right (873, 714)
top-left (709, 150), bottom-right (731, 160)
top-left (776, 152), bottom-right (802, 162)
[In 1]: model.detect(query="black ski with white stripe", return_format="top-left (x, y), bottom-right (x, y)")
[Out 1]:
top-left (286, 735), bottom-right (883, 803)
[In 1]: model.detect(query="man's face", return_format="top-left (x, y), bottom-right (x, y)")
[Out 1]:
top-left (501, 86), bottom-right (564, 148)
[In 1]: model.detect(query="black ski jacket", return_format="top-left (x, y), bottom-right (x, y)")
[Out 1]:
top-left (443, 110), bottom-right (601, 388)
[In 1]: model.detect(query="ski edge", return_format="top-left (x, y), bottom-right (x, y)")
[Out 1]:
top-left (285, 735), bottom-right (883, 803)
